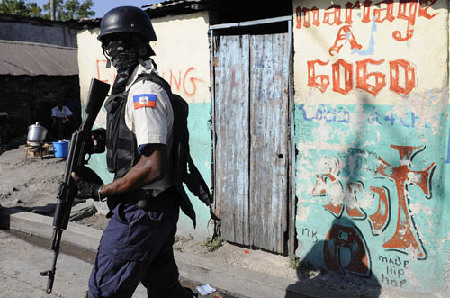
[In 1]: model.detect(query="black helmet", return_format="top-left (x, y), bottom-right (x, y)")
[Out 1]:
top-left (98, 6), bottom-right (157, 42)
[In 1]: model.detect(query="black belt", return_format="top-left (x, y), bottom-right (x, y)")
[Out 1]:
top-left (121, 186), bottom-right (176, 210)
top-left (116, 189), bottom-right (154, 210)
top-left (106, 187), bottom-right (177, 218)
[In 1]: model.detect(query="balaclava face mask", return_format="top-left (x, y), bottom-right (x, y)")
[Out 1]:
top-left (103, 36), bottom-right (152, 95)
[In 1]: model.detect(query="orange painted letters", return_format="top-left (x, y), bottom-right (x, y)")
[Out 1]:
top-left (356, 59), bottom-right (386, 96)
top-left (389, 59), bottom-right (416, 95)
top-left (332, 59), bottom-right (354, 95)
top-left (329, 25), bottom-right (363, 56)
top-left (392, 0), bottom-right (419, 41)
top-left (308, 59), bottom-right (330, 93)
top-left (296, 6), bottom-right (320, 29)
top-left (323, 5), bottom-right (342, 26)
top-left (307, 59), bottom-right (416, 96)
top-left (373, 0), bottom-right (395, 23)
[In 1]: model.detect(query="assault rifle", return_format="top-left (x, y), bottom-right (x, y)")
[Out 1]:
top-left (40, 78), bottom-right (110, 294)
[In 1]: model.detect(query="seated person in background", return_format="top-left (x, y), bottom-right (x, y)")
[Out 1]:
top-left (51, 100), bottom-right (73, 140)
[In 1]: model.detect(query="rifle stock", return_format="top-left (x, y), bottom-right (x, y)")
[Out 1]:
top-left (41, 78), bottom-right (110, 294)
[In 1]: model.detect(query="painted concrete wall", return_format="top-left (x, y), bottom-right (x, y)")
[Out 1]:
top-left (0, 22), bottom-right (77, 47)
top-left (292, 0), bottom-right (449, 293)
top-left (76, 11), bottom-right (213, 239)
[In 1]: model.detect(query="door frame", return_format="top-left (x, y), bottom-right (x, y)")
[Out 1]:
top-left (209, 16), bottom-right (296, 255)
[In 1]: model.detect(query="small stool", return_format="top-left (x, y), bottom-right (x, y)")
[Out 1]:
top-left (25, 141), bottom-right (47, 160)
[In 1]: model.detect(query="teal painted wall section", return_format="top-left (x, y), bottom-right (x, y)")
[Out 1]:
top-left (445, 104), bottom-right (450, 259)
top-left (177, 102), bottom-right (213, 238)
top-left (87, 151), bottom-right (113, 184)
top-left (294, 103), bottom-right (449, 293)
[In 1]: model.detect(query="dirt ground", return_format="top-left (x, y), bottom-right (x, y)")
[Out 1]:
top-left (0, 146), bottom-right (65, 210)
top-left (1, 146), bottom-right (448, 298)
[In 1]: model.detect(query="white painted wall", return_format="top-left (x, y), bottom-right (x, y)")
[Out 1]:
top-left (292, 0), bottom-right (448, 105)
top-left (152, 12), bottom-right (211, 104)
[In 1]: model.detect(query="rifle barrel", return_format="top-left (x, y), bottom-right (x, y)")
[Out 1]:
top-left (40, 229), bottom-right (62, 293)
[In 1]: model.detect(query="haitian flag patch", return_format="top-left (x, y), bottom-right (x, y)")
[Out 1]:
top-left (133, 94), bottom-right (157, 109)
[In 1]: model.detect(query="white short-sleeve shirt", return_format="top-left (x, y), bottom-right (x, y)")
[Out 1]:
top-left (123, 60), bottom-right (174, 193)
top-left (51, 105), bottom-right (72, 123)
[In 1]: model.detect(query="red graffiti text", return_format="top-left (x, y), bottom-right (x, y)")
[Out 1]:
top-left (160, 67), bottom-right (205, 97)
top-left (296, 1), bottom-right (438, 42)
top-left (94, 60), bottom-right (205, 97)
top-left (308, 58), bottom-right (416, 95)
top-left (96, 59), bottom-right (116, 83)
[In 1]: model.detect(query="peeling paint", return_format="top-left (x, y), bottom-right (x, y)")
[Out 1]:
top-left (409, 202), bottom-right (433, 216)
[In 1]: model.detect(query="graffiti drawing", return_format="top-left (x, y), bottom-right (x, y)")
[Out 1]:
top-left (310, 159), bottom-right (367, 220)
top-left (373, 0), bottom-right (395, 23)
top-left (323, 223), bottom-right (372, 276)
top-left (355, 59), bottom-right (386, 95)
top-left (379, 254), bottom-right (410, 287)
top-left (368, 186), bottom-right (391, 234)
top-left (376, 145), bottom-right (435, 259)
top-left (299, 104), bottom-right (350, 123)
top-left (295, 6), bottom-right (319, 29)
top-left (301, 227), bottom-right (319, 243)
top-left (307, 59), bottom-right (330, 93)
top-left (332, 59), bottom-right (354, 95)
top-left (389, 59), bottom-right (416, 95)
top-left (296, 0), bottom-right (438, 41)
top-left (329, 25), bottom-right (363, 56)
top-left (160, 67), bottom-right (205, 96)
top-left (307, 58), bottom-right (416, 95)
top-left (96, 58), bottom-right (116, 83)
top-left (94, 60), bottom-right (205, 97)
top-left (323, 4), bottom-right (343, 25)
top-left (310, 145), bottom-right (436, 261)
top-left (298, 1), bottom-right (438, 96)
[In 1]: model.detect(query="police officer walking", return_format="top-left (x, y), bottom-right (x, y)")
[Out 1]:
top-left (72, 6), bottom-right (196, 298)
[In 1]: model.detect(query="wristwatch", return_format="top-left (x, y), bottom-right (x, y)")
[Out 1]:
top-left (97, 185), bottom-right (105, 201)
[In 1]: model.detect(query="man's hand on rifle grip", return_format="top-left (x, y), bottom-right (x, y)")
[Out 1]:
top-left (89, 128), bottom-right (106, 154)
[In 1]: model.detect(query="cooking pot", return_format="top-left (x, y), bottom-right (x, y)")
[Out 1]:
top-left (27, 122), bottom-right (48, 146)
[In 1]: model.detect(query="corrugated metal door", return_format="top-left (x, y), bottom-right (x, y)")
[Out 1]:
top-left (213, 33), bottom-right (290, 253)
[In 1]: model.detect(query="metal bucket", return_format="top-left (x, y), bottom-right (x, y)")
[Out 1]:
top-left (27, 122), bottom-right (48, 146)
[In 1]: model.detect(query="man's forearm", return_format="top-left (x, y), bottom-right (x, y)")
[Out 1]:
top-left (100, 145), bottom-right (167, 197)
top-left (101, 165), bottom-right (163, 196)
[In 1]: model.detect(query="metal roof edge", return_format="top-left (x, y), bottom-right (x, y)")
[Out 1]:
top-left (143, 0), bottom-right (210, 18)
top-left (210, 15), bottom-right (292, 30)
top-left (0, 13), bottom-right (83, 28)
top-left (0, 40), bottom-right (77, 50)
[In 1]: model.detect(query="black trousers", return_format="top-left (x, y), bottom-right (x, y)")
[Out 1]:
top-left (87, 188), bottom-right (193, 297)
